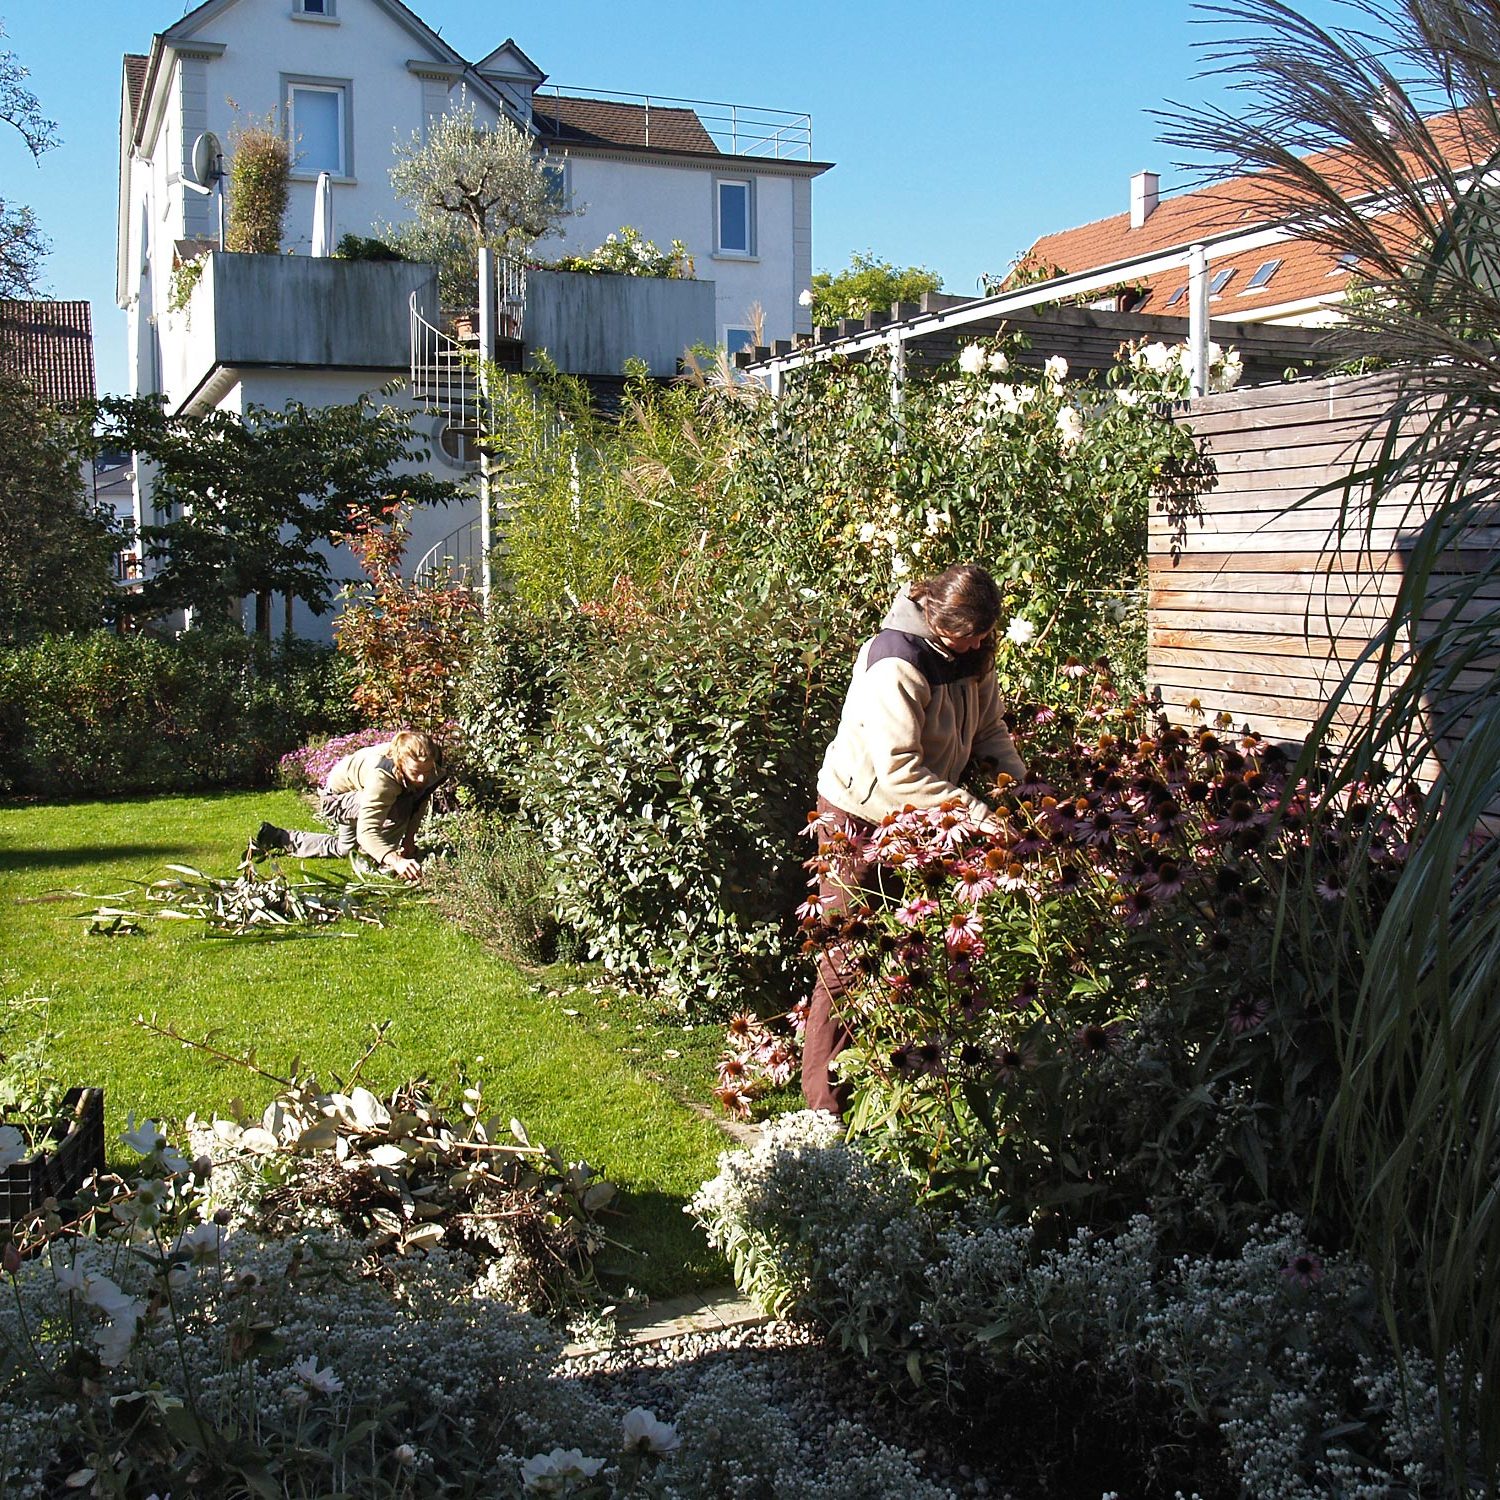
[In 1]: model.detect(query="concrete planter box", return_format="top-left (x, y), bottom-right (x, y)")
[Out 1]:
top-left (164, 253), bottom-right (438, 409)
top-left (0, 1087), bottom-right (106, 1231)
top-left (523, 269), bottom-right (716, 378)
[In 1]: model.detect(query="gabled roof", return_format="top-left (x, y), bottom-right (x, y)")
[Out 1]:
top-left (0, 300), bottom-right (97, 405)
top-left (474, 38), bottom-right (546, 85)
top-left (532, 94), bottom-right (718, 155)
top-left (1026, 111), bottom-right (1481, 318)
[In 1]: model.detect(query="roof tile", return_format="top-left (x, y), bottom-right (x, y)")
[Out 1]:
top-left (532, 94), bottom-right (718, 155)
top-left (0, 300), bottom-right (97, 405)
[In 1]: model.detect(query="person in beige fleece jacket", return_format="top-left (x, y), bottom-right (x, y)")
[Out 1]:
top-left (802, 563), bottom-right (1025, 1114)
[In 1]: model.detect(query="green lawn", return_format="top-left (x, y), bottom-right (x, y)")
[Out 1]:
top-left (0, 789), bottom-right (732, 1299)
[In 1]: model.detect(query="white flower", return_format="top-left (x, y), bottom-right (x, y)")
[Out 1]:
top-left (0, 1126), bottom-right (27, 1169)
top-left (1044, 354), bottom-right (1069, 384)
top-left (987, 349), bottom-right (1010, 374)
top-left (1055, 406), bottom-right (1084, 447)
top-left (95, 1312), bottom-right (142, 1368)
top-left (798, 287), bottom-right (814, 307)
top-left (1139, 341), bottom-right (1173, 373)
top-left (1115, 387), bottom-right (1145, 409)
top-left (621, 1406), bottom-right (680, 1454)
top-left (923, 508), bottom-right (951, 536)
top-left (857, 521), bottom-right (878, 544)
top-left (394, 1444), bottom-right (417, 1465)
top-left (174, 1221), bottom-right (223, 1261)
top-left (891, 553), bottom-right (911, 578)
top-left (1212, 346), bottom-right (1244, 392)
top-left (290, 1355), bottom-right (344, 1395)
top-left (520, 1449), bottom-right (605, 1493)
top-left (120, 1115), bottom-right (191, 1175)
top-left (958, 343), bottom-right (987, 376)
top-left (989, 383), bottom-right (1025, 416)
top-left (1006, 616), bottom-right (1036, 646)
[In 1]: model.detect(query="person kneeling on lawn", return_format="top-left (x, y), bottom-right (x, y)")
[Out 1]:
top-left (252, 730), bottom-right (445, 882)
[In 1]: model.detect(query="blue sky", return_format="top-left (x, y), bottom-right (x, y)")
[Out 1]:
top-left (2, 0), bottom-right (1346, 396)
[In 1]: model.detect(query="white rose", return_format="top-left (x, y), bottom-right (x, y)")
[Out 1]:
top-left (1056, 406), bottom-right (1084, 447)
top-left (1140, 341), bottom-right (1172, 373)
top-left (1044, 355), bottom-right (1069, 384)
top-left (958, 343), bottom-right (988, 377)
top-left (798, 288), bottom-right (814, 307)
top-left (987, 349), bottom-right (1010, 374)
top-left (857, 521), bottom-right (878, 544)
top-left (1006, 616), bottom-right (1036, 646)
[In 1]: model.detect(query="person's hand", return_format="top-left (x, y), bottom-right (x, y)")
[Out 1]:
top-left (386, 854), bottom-right (422, 882)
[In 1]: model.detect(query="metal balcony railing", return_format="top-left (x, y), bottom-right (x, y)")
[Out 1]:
top-left (539, 84), bottom-right (813, 160)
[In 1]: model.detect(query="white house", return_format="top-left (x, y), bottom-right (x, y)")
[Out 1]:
top-left (116, 0), bottom-right (829, 636)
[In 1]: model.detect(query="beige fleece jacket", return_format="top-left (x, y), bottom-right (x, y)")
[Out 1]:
top-left (816, 590), bottom-right (1026, 824)
top-left (325, 743), bottom-right (433, 866)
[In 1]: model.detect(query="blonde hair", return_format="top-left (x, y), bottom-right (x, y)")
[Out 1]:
top-left (390, 729), bottom-right (437, 779)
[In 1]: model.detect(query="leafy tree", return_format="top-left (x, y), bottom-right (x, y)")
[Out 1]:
top-left (0, 368), bottom-right (120, 642)
top-left (95, 397), bottom-right (468, 633)
top-left (390, 101), bottom-right (565, 257)
top-left (1, 18), bottom-right (56, 296)
top-left (808, 250), bottom-right (942, 327)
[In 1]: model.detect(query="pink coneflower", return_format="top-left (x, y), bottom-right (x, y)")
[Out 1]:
top-left (787, 997), bottom-right (809, 1035)
top-left (760, 1043), bottom-right (796, 1088)
top-left (1055, 863), bottom-right (1084, 895)
top-left (1119, 887), bottom-right (1155, 926)
top-left (1316, 872), bottom-right (1346, 902)
top-left (1145, 858), bottom-right (1190, 900)
top-left (944, 910), bottom-right (985, 955)
top-left (895, 895), bottom-right (940, 927)
top-left (1227, 995), bottom-right (1270, 1035)
top-left (1062, 656), bottom-right (1089, 679)
top-left (1075, 1021), bottom-right (1123, 1056)
top-left (717, 1055), bottom-right (750, 1086)
top-left (1034, 705), bottom-right (1058, 725)
top-left (795, 893), bottom-right (828, 924)
top-left (1280, 1251), bottom-right (1324, 1290)
top-left (1211, 799), bottom-right (1265, 838)
top-left (953, 863), bottom-right (999, 905)
top-left (1008, 831), bottom-right (1049, 859)
top-left (995, 861), bottom-right (1030, 893)
top-left (891, 1041), bottom-right (943, 1077)
top-left (1145, 798), bottom-right (1185, 837)
top-left (994, 1044), bottom-right (1031, 1083)
top-left (714, 1083), bottom-right (754, 1120)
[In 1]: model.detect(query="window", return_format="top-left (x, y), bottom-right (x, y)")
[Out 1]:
top-left (434, 419), bottom-right (481, 470)
top-left (1208, 268), bottom-right (1236, 297)
top-left (540, 156), bottom-right (569, 210)
top-left (1330, 252), bottom-right (1361, 275)
top-left (1245, 258), bottom-right (1282, 290)
top-left (1164, 284), bottom-right (1188, 307)
top-left (724, 327), bottom-right (755, 356)
top-left (284, 78), bottom-right (352, 177)
top-left (716, 177), bottom-right (754, 256)
top-left (293, 0), bottom-right (335, 15)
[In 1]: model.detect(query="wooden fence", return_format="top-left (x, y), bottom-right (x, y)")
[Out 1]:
top-left (1148, 371), bottom-right (1447, 745)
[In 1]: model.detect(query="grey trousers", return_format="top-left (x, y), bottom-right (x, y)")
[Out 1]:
top-left (284, 788), bottom-right (375, 861)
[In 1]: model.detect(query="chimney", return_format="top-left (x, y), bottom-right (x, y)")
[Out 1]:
top-left (1130, 170), bottom-right (1160, 229)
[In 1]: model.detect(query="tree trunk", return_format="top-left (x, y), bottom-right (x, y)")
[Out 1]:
top-left (255, 591), bottom-right (271, 638)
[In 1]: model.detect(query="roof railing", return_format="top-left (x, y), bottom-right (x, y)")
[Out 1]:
top-left (537, 83), bottom-right (813, 160)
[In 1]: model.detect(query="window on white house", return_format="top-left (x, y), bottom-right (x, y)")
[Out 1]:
top-left (716, 178), bottom-right (753, 256)
top-left (541, 156), bottom-right (569, 209)
top-left (724, 327), bottom-right (755, 356)
top-left (294, 0), bottom-right (334, 15)
top-left (1330, 252), bottom-right (1361, 275)
top-left (287, 82), bottom-right (349, 176)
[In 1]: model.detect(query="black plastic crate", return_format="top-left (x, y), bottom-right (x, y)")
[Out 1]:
top-left (0, 1087), bottom-right (106, 1229)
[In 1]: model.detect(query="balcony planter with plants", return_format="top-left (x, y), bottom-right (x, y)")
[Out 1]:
top-left (0, 1087), bottom-right (106, 1231)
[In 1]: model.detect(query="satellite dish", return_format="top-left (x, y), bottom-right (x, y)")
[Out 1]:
top-left (185, 131), bottom-right (225, 193)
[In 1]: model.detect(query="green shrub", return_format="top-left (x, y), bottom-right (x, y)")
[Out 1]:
top-left (499, 594), bottom-right (855, 1014)
top-left (0, 631), bottom-right (355, 796)
top-left (332, 232), bottom-right (405, 261)
top-left (429, 809), bottom-right (582, 966)
top-left (225, 115), bottom-right (289, 254)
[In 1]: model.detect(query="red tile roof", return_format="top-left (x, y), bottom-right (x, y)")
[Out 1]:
top-left (0, 300), bottom-right (96, 405)
top-left (532, 94), bottom-right (718, 155)
top-left (1027, 111), bottom-right (1479, 319)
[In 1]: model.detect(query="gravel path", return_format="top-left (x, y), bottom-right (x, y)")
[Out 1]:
top-left (558, 1317), bottom-right (1001, 1497)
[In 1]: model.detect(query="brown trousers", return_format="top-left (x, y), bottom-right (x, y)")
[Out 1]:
top-left (801, 795), bottom-right (892, 1116)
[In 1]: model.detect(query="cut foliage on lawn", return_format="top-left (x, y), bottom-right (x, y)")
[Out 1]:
top-left (0, 790), bottom-right (731, 1298)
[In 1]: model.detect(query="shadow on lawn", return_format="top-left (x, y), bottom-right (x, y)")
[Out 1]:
top-left (0, 844), bottom-right (202, 874)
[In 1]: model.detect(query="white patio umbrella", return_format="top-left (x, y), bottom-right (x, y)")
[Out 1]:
top-left (310, 171), bottom-right (334, 257)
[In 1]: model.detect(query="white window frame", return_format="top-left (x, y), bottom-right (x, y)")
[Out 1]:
top-left (283, 76), bottom-right (354, 180)
top-left (724, 326), bottom-right (756, 356)
top-left (292, 0), bottom-right (337, 18)
top-left (714, 176), bottom-right (756, 258)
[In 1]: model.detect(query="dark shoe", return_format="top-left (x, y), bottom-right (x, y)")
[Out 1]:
top-left (250, 821), bottom-right (289, 857)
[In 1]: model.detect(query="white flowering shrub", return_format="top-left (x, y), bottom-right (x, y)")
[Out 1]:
top-left (692, 1127), bottom-right (1482, 1496)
